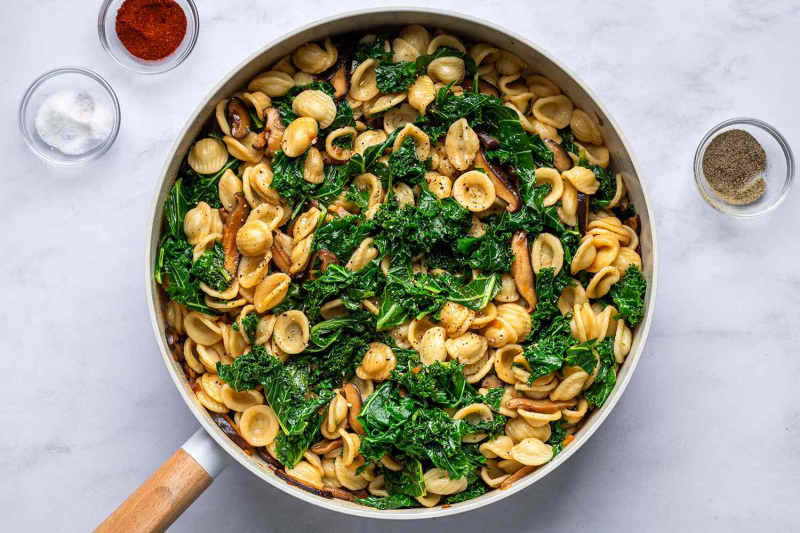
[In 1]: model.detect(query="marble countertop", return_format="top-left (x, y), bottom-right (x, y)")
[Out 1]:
top-left (2, 0), bottom-right (798, 531)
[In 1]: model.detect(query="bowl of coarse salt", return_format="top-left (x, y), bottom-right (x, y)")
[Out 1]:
top-left (19, 66), bottom-right (121, 166)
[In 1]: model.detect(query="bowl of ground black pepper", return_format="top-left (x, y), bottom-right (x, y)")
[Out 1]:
top-left (98, 0), bottom-right (199, 74)
top-left (695, 118), bottom-right (794, 217)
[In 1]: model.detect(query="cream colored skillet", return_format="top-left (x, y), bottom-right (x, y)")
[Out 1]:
top-left (95, 8), bottom-right (659, 532)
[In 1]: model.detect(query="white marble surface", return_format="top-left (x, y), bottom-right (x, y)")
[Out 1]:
top-left (1, 0), bottom-right (799, 531)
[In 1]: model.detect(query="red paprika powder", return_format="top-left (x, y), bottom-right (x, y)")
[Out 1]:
top-left (115, 0), bottom-right (187, 61)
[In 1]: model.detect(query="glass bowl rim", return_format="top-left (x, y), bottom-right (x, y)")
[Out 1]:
top-left (97, 0), bottom-right (200, 75)
top-left (18, 66), bottom-right (122, 167)
top-left (694, 117), bottom-right (794, 218)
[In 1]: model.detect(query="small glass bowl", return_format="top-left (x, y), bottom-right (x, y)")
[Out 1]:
top-left (694, 118), bottom-right (794, 217)
top-left (97, 0), bottom-right (199, 74)
top-left (19, 67), bottom-right (121, 166)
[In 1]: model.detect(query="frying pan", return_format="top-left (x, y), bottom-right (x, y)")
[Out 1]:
top-left (96, 8), bottom-right (659, 531)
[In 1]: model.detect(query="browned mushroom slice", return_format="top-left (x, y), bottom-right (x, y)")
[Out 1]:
top-left (310, 438), bottom-right (343, 454)
top-left (316, 249), bottom-right (340, 273)
top-left (227, 97), bottom-right (251, 139)
top-left (222, 193), bottom-right (250, 276)
top-left (510, 231), bottom-right (537, 312)
top-left (263, 107), bottom-right (285, 157)
top-left (271, 238), bottom-right (292, 275)
top-left (625, 214), bottom-right (640, 234)
top-left (165, 326), bottom-right (183, 362)
top-left (504, 397), bottom-right (577, 414)
top-left (275, 469), bottom-right (333, 499)
top-left (208, 412), bottom-right (254, 454)
top-left (326, 487), bottom-right (357, 502)
top-left (500, 465), bottom-right (536, 489)
top-left (481, 375), bottom-right (502, 389)
top-left (330, 66), bottom-right (350, 100)
top-left (342, 383), bottom-right (365, 435)
top-left (545, 139), bottom-right (573, 172)
top-left (474, 126), bottom-right (500, 150)
top-left (475, 146), bottom-right (522, 212)
top-left (478, 79), bottom-right (500, 98)
top-left (252, 129), bottom-right (268, 151)
top-left (576, 192), bottom-right (589, 235)
top-left (256, 447), bottom-right (282, 470)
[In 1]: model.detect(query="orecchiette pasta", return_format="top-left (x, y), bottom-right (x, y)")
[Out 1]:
top-left (453, 171), bottom-right (496, 212)
top-left (188, 138), bottom-right (227, 175)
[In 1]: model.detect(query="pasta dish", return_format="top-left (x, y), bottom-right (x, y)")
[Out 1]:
top-left (155, 25), bottom-right (647, 510)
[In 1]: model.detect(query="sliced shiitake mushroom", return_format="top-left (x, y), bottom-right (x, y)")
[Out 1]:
top-left (545, 139), bottom-right (573, 172)
top-left (576, 192), bottom-right (589, 235)
top-left (342, 382), bottom-right (365, 435)
top-left (481, 375), bottom-right (503, 389)
top-left (310, 438), bottom-right (343, 454)
top-left (208, 412), bottom-right (254, 454)
top-left (478, 79), bottom-right (500, 98)
top-left (275, 469), bottom-right (332, 499)
top-left (510, 230), bottom-right (537, 312)
top-left (256, 447), bottom-right (282, 470)
top-left (625, 214), bottom-right (640, 234)
top-left (222, 193), bottom-right (250, 276)
top-left (165, 326), bottom-right (183, 363)
top-left (270, 235), bottom-right (292, 275)
top-left (261, 107), bottom-right (285, 157)
top-left (317, 249), bottom-right (340, 273)
top-left (475, 146), bottom-right (522, 212)
top-left (330, 66), bottom-right (350, 100)
top-left (226, 97), bottom-right (251, 139)
top-left (504, 397), bottom-right (578, 413)
top-left (500, 465), bottom-right (536, 489)
top-left (474, 126), bottom-right (500, 150)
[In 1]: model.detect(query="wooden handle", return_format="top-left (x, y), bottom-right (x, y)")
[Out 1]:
top-left (95, 448), bottom-right (212, 533)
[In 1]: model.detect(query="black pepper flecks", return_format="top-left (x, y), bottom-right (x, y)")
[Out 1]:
top-left (702, 129), bottom-right (767, 205)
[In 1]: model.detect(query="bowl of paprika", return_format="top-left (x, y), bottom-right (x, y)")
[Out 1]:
top-left (98, 0), bottom-right (199, 74)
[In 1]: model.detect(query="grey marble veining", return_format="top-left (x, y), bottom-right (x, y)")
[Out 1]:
top-left (1, 0), bottom-right (798, 531)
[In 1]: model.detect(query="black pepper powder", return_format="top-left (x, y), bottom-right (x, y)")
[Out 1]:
top-left (702, 129), bottom-right (767, 205)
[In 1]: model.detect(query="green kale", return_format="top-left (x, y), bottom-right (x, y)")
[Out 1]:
top-left (607, 265), bottom-right (647, 326)
top-left (304, 263), bottom-right (383, 320)
top-left (162, 177), bottom-right (190, 241)
top-left (238, 312), bottom-right (260, 343)
top-left (355, 31), bottom-right (392, 62)
top-left (158, 236), bottom-right (217, 314)
top-left (560, 228), bottom-right (582, 266)
top-left (308, 164), bottom-right (349, 205)
top-left (522, 314), bottom-right (577, 383)
top-left (216, 345), bottom-right (334, 436)
top-left (189, 241), bottom-right (231, 292)
top-left (564, 340), bottom-right (597, 373)
top-left (585, 337), bottom-right (616, 407)
top-left (312, 213), bottom-right (371, 260)
top-left (358, 382), bottom-right (481, 479)
top-left (270, 151), bottom-right (310, 205)
top-left (395, 361), bottom-right (469, 408)
top-left (480, 387), bottom-right (505, 410)
top-left (389, 137), bottom-right (426, 184)
top-left (346, 128), bottom-right (400, 176)
top-left (529, 133), bottom-right (555, 167)
top-left (384, 457), bottom-right (426, 497)
top-left (376, 61), bottom-right (417, 93)
top-left (559, 126), bottom-right (577, 154)
top-left (183, 157), bottom-right (240, 208)
top-left (530, 266), bottom-right (573, 335)
top-left (323, 99), bottom-right (356, 134)
top-left (436, 272), bottom-right (501, 311)
top-left (274, 412), bottom-right (322, 467)
top-left (355, 494), bottom-right (417, 510)
top-left (547, 419), bottom-right (568, 457)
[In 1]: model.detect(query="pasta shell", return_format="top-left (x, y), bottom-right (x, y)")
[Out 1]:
top-left (188, 138), bottom-right (227, 174)
top-left (292, 90), bottom-right (337, 129)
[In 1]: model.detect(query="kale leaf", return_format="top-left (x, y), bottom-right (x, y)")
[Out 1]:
top-left (389, 137), bottom-right (426, 184)
top-left (190, 241), bottom-right (232, 292)
top-left (376, 61), bottom-right (417, 93)
top-left (584, 337), bottom-right (617, 407)
top-left (355, 494), bottom-right (417, 510)
top-left (312, 213), bottom-right (371, 260)
top-left (522, 314), bottom-right (577, 383)
top-left (232, 311), bottom-right (260, 343)
top-left (564, 340), bottom-right (598, 373)
top-left (384, 457), bottom-right (426, 497)
top-left (355, 31), bottom-right (392, 62)
top-left (608, 265), bottom-right (647, 326)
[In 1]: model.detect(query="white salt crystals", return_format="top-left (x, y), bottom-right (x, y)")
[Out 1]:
top-left (34, 91), bottom-right (114, 155)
